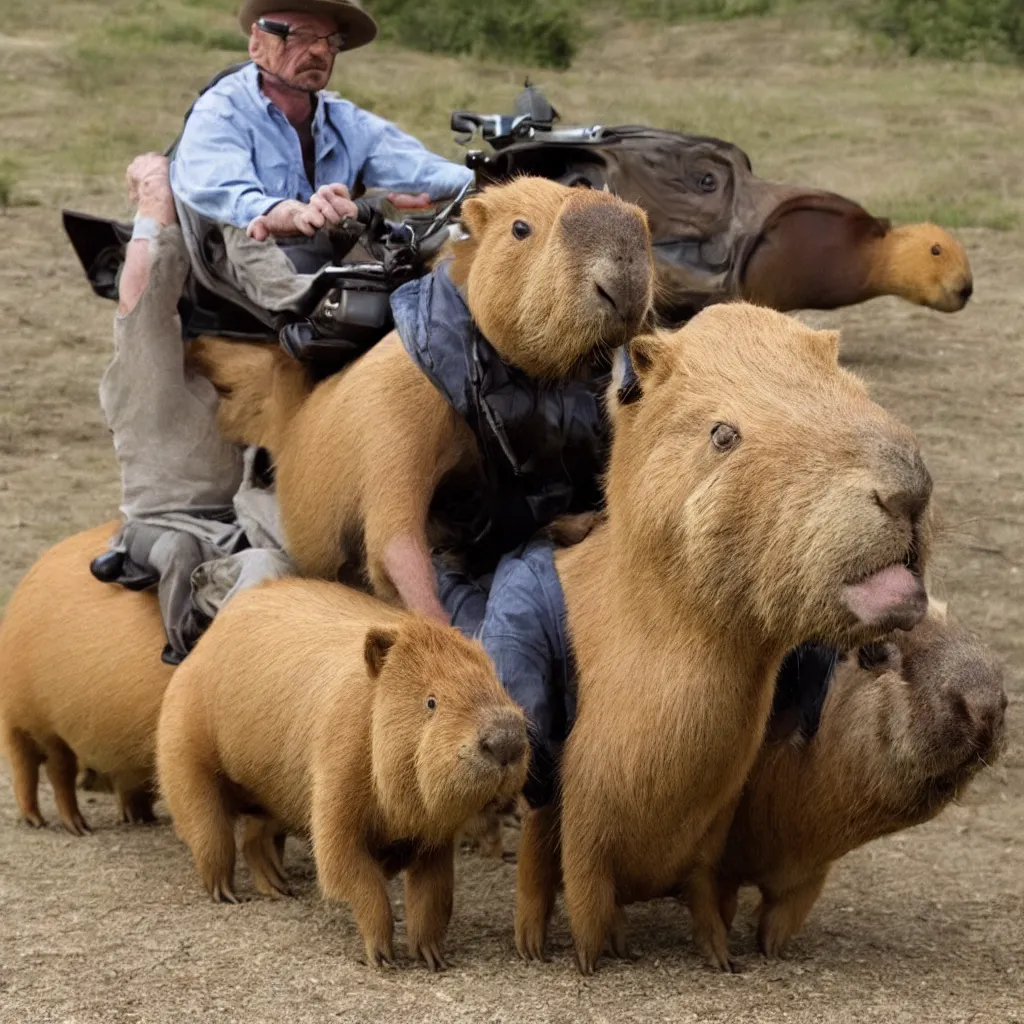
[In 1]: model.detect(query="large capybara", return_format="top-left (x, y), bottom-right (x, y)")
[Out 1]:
top-left (190, 176), bottom-right (653, 620)
top-left (0, 522), bottom-right (171, 833)
top-left (514, 303), bottom-right (933, 974)
top-left (156, 578), bottom-right (529, 969)
top-left (715, 598), bottom-right (1006, 957)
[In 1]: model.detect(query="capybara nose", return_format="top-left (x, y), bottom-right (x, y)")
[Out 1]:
top-left (959, 282), bottom-right (973, 304)
top-left (478, 717), bottom-right (527, 768)
top-left (952, 681), bottom-right (1007, 757)
top-left (875, 449), bottom-right (932, 527)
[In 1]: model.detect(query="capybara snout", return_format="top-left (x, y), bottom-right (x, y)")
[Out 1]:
top-left (476, 709), bottom-right (528, 769)
top-left (890, 610), bottom-right (1007, 777)
top-left (559, 194), bottom-right (653, 342)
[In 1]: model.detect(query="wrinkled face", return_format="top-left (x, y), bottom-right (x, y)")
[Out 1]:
top-left (608, 303), bottom-right (932, 652)
top-left (248, 10), bottom-right (339, 92)
top-left (366, 620), bottom-right (528, 838)
top-left (450, 177), bottom-right (654, 379)
top-left (899, 223), bottom-right (974, 312)
top-left (852, 604), bottom-right (1007, 808)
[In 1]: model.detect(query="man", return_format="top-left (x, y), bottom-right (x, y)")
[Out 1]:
top-left (96, 0), bottom-right (474, 662)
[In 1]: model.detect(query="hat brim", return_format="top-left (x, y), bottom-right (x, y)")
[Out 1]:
top-left (238, 0), bottom-right (378, 52)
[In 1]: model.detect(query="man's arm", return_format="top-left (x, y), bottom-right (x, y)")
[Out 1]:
top-left (170, 109), bottom-right (288, 228)
top-left (355, 109), bottom-right (474, 201)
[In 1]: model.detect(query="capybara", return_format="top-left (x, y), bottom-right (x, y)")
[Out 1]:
top-left (514, 303), bottom-right (933, 973)
top-left (156, 578), bottom-right (529, 969)
top-left (741, 214), bottom-right (973, 313)
top-left (715, 598), bottom-right (1006, 957)
top-left (191, 176), bottom-right (653, 620)
top-left (0, 522), bottom-right (171, 833)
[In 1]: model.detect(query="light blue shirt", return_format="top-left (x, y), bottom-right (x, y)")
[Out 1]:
top-left (169, 62), bottom-right (473, 228)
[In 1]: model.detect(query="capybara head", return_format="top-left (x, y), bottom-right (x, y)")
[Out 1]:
top-left (848, 601), bottom-right (1007, 820)
top-left (364, 618), bottom-right (529, 841)
top-left (449, 177), bottom-right (654, 378)
top-left (879, 223), bottom-right (973, 312)
top-left (607, 303), bottom-right (932, 652)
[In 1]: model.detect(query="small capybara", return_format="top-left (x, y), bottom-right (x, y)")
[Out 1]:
top-left (156, 578), bottom-right (529, 969)
top-left (715, 597), bottom-right (1006, 957)
top-left (191, 176), bottom-right (653, 619)
top-left (0, 522), bottom-right (172, 833)
top-left (514, 303), bottom-right (933, 973)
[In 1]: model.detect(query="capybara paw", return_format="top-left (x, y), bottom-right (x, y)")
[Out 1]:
top-left (757, 915), bottom-right (791, 959)
top-left (60, 810), bottom-right (92, 837)
top-left (410, 938), bottom-right (449, 973)
top-left (696, 927), bottom-right (733, 971)
top-left (251, 868), bottom-right (293, 899)
top-left (362, 937), bottom-right (395, 968)
top-left (209, 881), bottom-right (239, 905)
top-left (610, 907), bottom-right (631, 960)
top-left (21, 811), bottom-right (46, 829)
top-left (573, 947), bottom-right (599, 976)
top-left (514, 918), bottom-right (549, 962)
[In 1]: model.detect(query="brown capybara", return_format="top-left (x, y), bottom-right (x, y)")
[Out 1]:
top-left (156, 578), bottom-right (529, 969)
top-left (741, 213), bottom-right (973, 314)
top-left (190, 176), bottom-right (653, 620)
top-left (514, 303), bottom-right (933, 974)
top-left (714, 598), bottom-right (1006, 957)
top-left (0, 522), bottom-right (172, 833)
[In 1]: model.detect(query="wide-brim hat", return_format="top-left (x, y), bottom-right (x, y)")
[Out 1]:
top-left (238, 0), bottom-right (378, 52)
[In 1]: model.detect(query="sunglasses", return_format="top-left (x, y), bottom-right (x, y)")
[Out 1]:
top-left (257, 17), bottom-right (345, 54)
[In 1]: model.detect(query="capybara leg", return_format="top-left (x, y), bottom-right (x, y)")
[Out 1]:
top-left (5, 728), bottom-right (45, 828)
top-left (159, 693), bottom-right (238, 902)
top-left (43, 740), bottom-right (90, 836)
top-left (242, 817), bottom-right (292, 898)
top-left (610, 905), bottom-right (631, 960)
top-left (757, 870), bottom-right (829, 957)
top-left (404, 843), bottom-right (455, 972)
top-left (115, 778), bottom-right (158, 825)
top-left (312, 796), bottom-right (394, 966)
top-left (719, 881), bottom-right (740, 935)
top-left (688, 867), bottom-right (734, 972)
top-left (515, 804), bottom-right (561, 962)
top-left (563, 863), bottom-right (618, 975)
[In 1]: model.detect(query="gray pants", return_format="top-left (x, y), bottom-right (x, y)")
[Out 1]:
top-left (99, 225), bottom-right (293, 657)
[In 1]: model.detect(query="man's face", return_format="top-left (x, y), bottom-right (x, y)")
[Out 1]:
top-left (248, 10), bottom-right (340, 92)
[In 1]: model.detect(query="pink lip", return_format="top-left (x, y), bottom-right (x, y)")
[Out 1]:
top-left (843, 563), bottom-right (927, 631)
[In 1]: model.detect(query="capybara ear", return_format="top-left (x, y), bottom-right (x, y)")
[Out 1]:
top-left (364, 626), bottom-right (399, 679)
top-left (459, 195), bottom-right (489, 238)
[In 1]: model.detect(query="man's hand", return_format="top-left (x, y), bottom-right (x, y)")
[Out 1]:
top-left (247, 183), bottom-right (358, 241)
top-left (387, 191), bottom-right (432, 210)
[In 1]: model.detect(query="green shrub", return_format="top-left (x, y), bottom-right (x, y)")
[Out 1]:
top-left (619, 0), bottom-right (775, 22)
top-left (858, 0), bottom-right (1024, 62)
top-left (367, 0), bottom-right (581, 69)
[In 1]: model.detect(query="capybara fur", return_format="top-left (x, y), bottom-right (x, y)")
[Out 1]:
top-left (156, 578), bottom-right (528, 969)
top-left (0, 522), bottom-right (171, 833)
top-left (742, 210), bottom-right (973, 314)
top-left (190, 177), bottom-right (653, 616)
top-left (715, 598), bottom-right (1006, 957)
top-left (514, 303), bottom-right (933, 973)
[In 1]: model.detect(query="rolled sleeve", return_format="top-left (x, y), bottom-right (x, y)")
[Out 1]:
top-left (171, 110), bottom-right (286, 228)
top-left (357, 110), bottom-right (473, 200)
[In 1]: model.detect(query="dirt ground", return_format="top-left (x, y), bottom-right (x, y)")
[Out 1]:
top-left (2, 9), bottom-right (1024, 1023)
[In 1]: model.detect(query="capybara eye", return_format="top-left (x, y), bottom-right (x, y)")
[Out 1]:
top-left (698, 172), bottom-right (717, 193)
top-left (710, 422), bottom-right (740, 451)
top-left (512, 219), bottom-right (532, 240)
top-left (426, 696), bottom-right (437, 712)
top-left (857, 641), bottom-right (893, 670)
top-left (930, 243), bottom-right (942, 256)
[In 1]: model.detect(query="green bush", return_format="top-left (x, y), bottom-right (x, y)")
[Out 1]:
top-left (858, 0), bottom-right (1024, 62)
top-left (367, 0), bottom-right (581, 69)
top-left (619, 0), bottom-right (775, 22)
